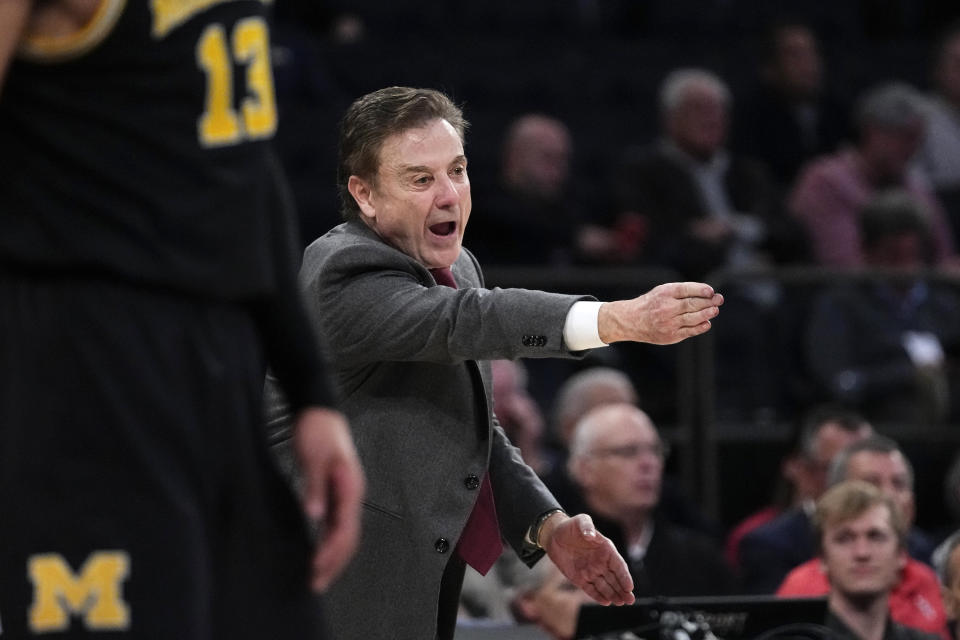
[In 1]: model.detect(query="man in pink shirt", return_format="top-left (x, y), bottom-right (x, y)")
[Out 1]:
top-left (789, 82), bottom-right (957, 267)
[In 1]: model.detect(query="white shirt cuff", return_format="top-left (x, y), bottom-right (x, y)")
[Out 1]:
top-left (563, 301), bottom-right (607, 351)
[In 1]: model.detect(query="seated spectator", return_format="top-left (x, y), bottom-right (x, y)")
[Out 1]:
top-left (458, 359), bottom-right (550, 623)
top-left (567, 403), bottom-right (736, 597)
top-left (804, 190), bottom-right (960, 425)
top-left (541, 367), bottom-right (716, 539)
top-left (505, 555), bottom-right (592, 640)
top-left (468, 114), bottom-right (618, 266)
top-left (551, 367), bottom-right (640, 453)
top-left (816, 481), bottom-right (941, 640)
top-left (726, 404), bottom-right (874, 569)
top-left (917, 20), bottom-right (960, 248)
top-left (945, 454), bottom-right (960, 539)
top-left (614, 67), bottom-right (801, 280)
top-left (614, 67), bottom-right (806, 418)
top-left (541, 366), bottom-right (641, 515)
top-left (789, 82), bottom-right (957, 268)
top-left (739, 408), bottom-right (873, 592)
top-left (491, 359), bottom-right (549, 476)
top-left (933, 531), bottom-right (960, 640)
top-left (777, 435), bottom-right (946, 637)
top-left (830, 437), bottom-right (937, 564)
top-left (732, 18), bottom-right (852, 189)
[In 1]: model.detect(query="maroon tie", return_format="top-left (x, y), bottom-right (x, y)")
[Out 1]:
top-left (430, 267), bottom-right (503, 575)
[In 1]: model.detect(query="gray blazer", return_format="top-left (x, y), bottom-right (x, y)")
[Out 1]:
top-left (274, 220), bottom-right (592, 639)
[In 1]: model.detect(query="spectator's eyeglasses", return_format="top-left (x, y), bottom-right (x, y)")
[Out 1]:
top-left (589, 442), bottom-right (669, 460)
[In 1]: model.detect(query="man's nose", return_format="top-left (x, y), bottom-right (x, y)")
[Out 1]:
top-left (434, 175), bottom-right (459, 208)
top-left (851, 536), bottom-right (873, 558)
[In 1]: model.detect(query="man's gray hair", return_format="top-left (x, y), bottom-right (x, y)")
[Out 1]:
top-left (659, 68), bottom-right (731, 116)
top-left (827, 434), bottom-right (914, 489)
top-left (933, 529), bottom-right (960, 587)
top-left (552, 367), bottom-right (637, 443)
top-left (796, 404), bottom-right (871, 461)
top-left (855, 81), bottom-right (928, 132)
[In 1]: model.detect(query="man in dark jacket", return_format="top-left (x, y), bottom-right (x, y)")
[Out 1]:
top-left (567, 403), bottom-right (736, 597)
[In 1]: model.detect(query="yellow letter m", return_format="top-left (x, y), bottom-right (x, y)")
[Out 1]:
top-left (28, 552), bottom-right (130, 632)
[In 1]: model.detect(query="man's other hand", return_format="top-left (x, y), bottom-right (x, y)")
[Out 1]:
top-left (541, 512), bottom-right (635, 606)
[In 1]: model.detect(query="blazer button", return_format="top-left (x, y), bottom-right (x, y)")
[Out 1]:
top-left (464, 474), bottom-right (480, 490)
top-left (435, 538), bottom-right (450, 554)
top-left (522, 335), bottom-right (532, 346)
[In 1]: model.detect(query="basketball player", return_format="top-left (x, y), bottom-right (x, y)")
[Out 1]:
top-left (0, 2), bottom-right (364, 638)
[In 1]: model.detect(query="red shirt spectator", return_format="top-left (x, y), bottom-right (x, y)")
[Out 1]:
top-left (777, 557), bottom-right (948, 638)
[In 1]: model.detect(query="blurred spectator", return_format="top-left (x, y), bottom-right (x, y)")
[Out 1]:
top-left (468, 114), bottom-right (619, 266)
top-left (457, 359), bottom-right (551, 624)
top-left (614, 67), bottom-right (807, 419)
top-left (828, 437), bottom-right (936, 565)
top-left (804, 190), bottom-right (960, 425)
top-left (932, 530), bottom-right (960, 640)
top-left (777, 435), bottom-right (947, 637)
top-left (551, 367), bottom-right (639, 451)
top-left (567, 403), bottom-right (736, 597)
top-left (614, 67), bottom-right (800, 280)
top-left (459, 551), bottom-right (528, 626)
top-left (739, 407), bottom-right (873, 592)
top-left (815, 481), bottom-right (941, 640)
top-left (541, 367), bottom-right (716, 540)
top-left (917, 20), bottom-right (960, 249)
top-left (491, 359), bottom-right (549, 476)
top-left (946, 454), bottom-right (960, 535)
top-left (789, 82), bottom-right (958, 268)
top-left (725, 404), bottom-right (874, 568)
top-left (505, 555), bottom-right (591, 640)
top-left (732, 18), bottom-right (853, 188)
top-left (541, 366), bottom-right (640, 514)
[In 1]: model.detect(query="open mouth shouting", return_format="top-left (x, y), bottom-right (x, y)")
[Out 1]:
top-left (429, 221), bottom-right (457, 237)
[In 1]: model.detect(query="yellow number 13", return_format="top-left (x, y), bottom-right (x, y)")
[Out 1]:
top-left (196, 17), bottom-right (277, 147)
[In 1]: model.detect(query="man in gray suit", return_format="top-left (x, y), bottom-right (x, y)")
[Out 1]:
top-left (276, 86), bottom-right (724, 639)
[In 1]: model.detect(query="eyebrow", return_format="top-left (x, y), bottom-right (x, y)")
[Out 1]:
top-left (396, 155), bottom-right (468, 176)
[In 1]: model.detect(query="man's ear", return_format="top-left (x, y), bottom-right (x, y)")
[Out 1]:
top-left (347, 175), bottom-right (377, 220)
top-left (943, 585), bottom-right (958, 620)
top-left (897, 548), bottom-right (908, 572)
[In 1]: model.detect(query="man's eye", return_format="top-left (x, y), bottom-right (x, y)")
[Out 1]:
top-left (868, 530), bottom-right (890, 542)
top-left (452, 166), bottom-right (466, 175)
top-left (414, 176), bottom-right (431, 185)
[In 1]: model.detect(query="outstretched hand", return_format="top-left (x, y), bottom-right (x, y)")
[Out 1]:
top-left (293, 407), bottom-right (366, 592)
top-left (541, 513), bottom-right (635, 606)
top-left (598, 282), bottom-right (723, 345)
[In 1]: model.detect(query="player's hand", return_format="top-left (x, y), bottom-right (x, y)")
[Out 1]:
top-left (598, 282), bottom-right (723, 345)
top-left (293, 407), bottom-right (365, 592)
top-left (541, 513), bottom-right (635, 606)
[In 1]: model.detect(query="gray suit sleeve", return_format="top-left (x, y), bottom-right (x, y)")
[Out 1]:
top-left (304, 237), bottom-right (594, 368)
top-left (488, 414), bottom-right (559, 566)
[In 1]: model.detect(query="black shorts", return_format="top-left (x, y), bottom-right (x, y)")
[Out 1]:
top-left (0, 274), bottom-right (323, 639)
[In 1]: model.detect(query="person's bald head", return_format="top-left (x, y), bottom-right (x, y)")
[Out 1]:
top-left (553, 367), bottom-right (638, 447)
top-left (568, 404), bottom-right (667, 521)
top-left (502, 114), bottom-right (572, 200)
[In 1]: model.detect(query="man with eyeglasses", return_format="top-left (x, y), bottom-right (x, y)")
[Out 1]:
top-left (567, 403), bottom-right (736, 597)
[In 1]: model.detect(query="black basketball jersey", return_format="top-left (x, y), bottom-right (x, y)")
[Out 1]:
top-left (0, 0), bottom-right (294, 299)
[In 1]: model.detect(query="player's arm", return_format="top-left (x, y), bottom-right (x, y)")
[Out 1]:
top-left (0, 0), bottom-right (33, 92)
